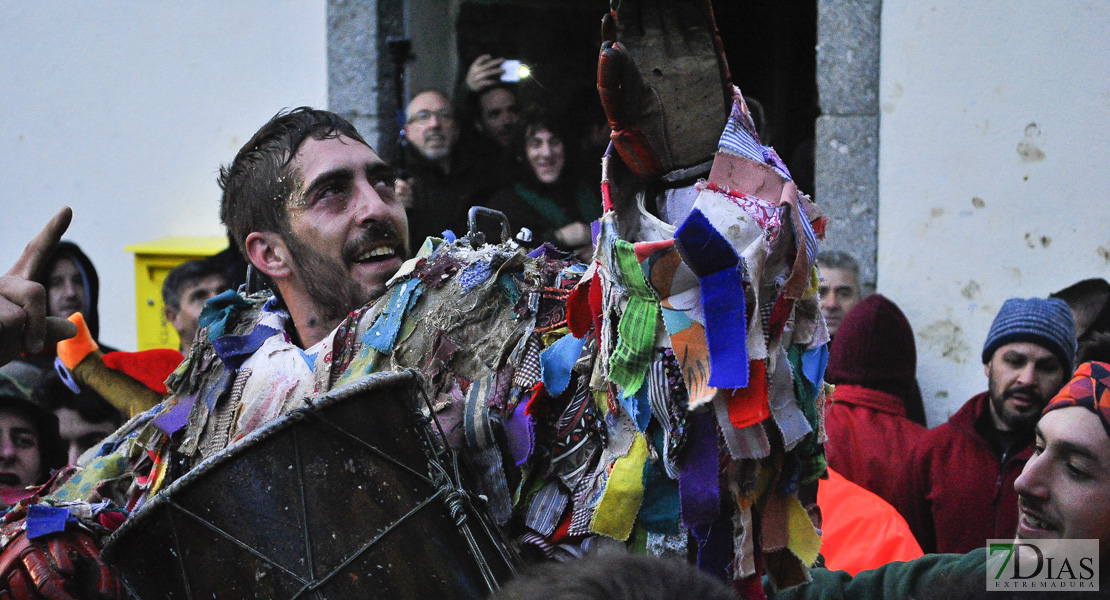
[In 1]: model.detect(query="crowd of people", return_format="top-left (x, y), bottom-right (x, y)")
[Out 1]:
top-left (0, 19), bottom-right (1107, 600)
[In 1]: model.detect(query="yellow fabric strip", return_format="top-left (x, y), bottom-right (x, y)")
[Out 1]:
top-left (589, 433), bottom-right (649, 540)
top-left (785, 495), bottom-right (822, 567)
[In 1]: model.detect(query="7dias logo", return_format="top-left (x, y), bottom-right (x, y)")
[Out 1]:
top-left (987, 539), bottom-right (1099, 592)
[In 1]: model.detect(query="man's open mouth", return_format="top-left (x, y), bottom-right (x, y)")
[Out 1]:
top-left (0, 474), bottom-right (21, 488)
top-left (352, 246), bottom-right (398, 264)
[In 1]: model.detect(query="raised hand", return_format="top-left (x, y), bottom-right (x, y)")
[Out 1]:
top-left (597, 0), bottom-right (731, 180)
top-left (0, 208), bottom-right (78, 366)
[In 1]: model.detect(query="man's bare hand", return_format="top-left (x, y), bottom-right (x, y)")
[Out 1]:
top-left (394, 178), bottom-right (415, 211)
top-left (465, 55), bottom-right (506, 93)
top-left (0, 207), bottom-right (78, 366)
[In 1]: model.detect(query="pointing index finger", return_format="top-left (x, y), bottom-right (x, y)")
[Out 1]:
top-left (6, 207), bottom-right (72, 280)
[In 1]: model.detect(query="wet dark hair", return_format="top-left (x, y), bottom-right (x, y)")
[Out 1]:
top-left (218, 107), bottom-right (368, 258)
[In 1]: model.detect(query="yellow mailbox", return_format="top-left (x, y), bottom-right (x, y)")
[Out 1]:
top-left (126, 237), bottom-right (227, 351)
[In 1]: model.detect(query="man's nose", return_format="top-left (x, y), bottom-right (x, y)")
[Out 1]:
top-left (1014, 452), bottom-right (1049, 500)
top-left (0, 437), bottom-right (17, 460)
top-left (820, 294), bottom-right (836, 311)
top-left (351, 181), bottom-right (393, 223)
top-left (1016, 363), bottom-right (1037, 385)
top-left (62, 280), bottom-right (80, 298)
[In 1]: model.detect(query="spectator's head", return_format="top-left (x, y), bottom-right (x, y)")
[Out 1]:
top-left (1015, 362), bottom-right (1110, 549)
top-left (816, 251), bottom-right (863, 336)
top-left (36, 374), bottom-right (122, 466)
top-left (981, 298), bottom-right (1076, 433)
top-left (474, 83), bottom-right (521, 149)
top-left (39, 241), bottom-right (101, 340)
top-left (1051, 278), bottom-right (1110, 363)
top-left (518, 111), bottom-right (568, 186)
top-left (162, 258), bottom-right (229, 354)
top-left (0, 374), bottom-right (64, 489)
top-left (825, 294), bottom-right (917, 402)
top-left (404, 90), bottom-right (459, 167)
top-left (218, 108), bottom-right (407, 343)
top-left (489, 553), bottom-right (738, 600)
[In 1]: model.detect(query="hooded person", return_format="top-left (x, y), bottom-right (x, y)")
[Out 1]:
top-left (14, 241), bottom-right (117, 382)
top-left (0, 374), bottom-right (66, 500)
top-left (822, 294), bottom-right (927, 507)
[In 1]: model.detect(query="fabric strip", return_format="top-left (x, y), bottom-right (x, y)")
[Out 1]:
top-left (678, 410), bottom-right (720, 528)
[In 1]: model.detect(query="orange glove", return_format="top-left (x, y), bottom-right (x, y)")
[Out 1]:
top-left (55, 314), bottom-right (97, 371)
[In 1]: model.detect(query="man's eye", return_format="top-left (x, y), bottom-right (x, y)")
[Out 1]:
top-left (13, 435), bottom-right (37, 449)
top-left (1066, 462), bottom-right (1092, 480)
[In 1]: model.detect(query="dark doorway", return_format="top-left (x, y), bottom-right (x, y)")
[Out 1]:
top-left (455, 2), bottom-right (606, 121)
top-left (451, 1), bottom-right (817, 191)
top-left (712, 0), bottom-right (819, 195)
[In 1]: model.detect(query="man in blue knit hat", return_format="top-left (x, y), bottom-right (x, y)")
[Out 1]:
top-left (892, 297), bottom-right (1076, 555)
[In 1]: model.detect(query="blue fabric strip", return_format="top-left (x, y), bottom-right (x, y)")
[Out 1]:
top-left (674, 209), bottom-right (749, 388)
top-left (539, 332), bottom-right (586, 397)
top-left (363, 280), bottom-right (423, 354)
top-left (700, 269), bottom-right (749, 389)
top-left (619, 385), bottom-right (653, 433)
top-left (674, 209), bottom-right (737, 278)
top-left (297, 349), bottom-right (317, 370)
top-left (801, 344), bottom-right (829, 393)
top-left (199, 290), bottom-right (253, 341)
top-left (26, 505), bottom-right (71, 539)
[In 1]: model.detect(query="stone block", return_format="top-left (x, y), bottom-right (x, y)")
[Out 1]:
top-left (815, 114), bottom-right (879, 288)
top-left (817, 0), bottom-right (881, 116)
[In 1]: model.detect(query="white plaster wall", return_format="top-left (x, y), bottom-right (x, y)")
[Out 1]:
top-left (1, 2), bottom-right (327, 351)
top-left (878, 1), bottom-right (1110, 426)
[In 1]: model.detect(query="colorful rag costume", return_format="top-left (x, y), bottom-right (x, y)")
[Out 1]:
top-left (0, 236), bottom-right (584, 572)
top-left (562, 87), bottom-right (831, 594)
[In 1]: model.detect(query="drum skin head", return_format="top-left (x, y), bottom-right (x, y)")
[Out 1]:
top-left (102, 371), bottom-right (518, 599)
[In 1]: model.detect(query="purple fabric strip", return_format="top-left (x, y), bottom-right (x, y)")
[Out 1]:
top-left (212, 324), bottom-right (280, 370)
top-left (678, 410), bottom-right (720, 529)
top-left (153, 393), bottom-right (197, 435)
top-left (692, 511), bottom-right (733, 581)
top-left (504, 396), bottom-right (535, 466)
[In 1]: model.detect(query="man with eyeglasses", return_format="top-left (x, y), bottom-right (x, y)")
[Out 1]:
top-left (398, 90), bottom-right (492, 252)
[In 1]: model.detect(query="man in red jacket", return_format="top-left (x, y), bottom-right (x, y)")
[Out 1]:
top-left (893, 297), bottom-right (1076, 554)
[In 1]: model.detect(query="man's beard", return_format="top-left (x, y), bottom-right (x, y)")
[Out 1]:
top-left (283, 222), bottom-right (405, 324)
top-left (989, 382), bottom-right (1047, 432)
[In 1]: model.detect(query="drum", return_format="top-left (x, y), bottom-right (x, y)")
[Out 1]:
top-left (102, 370), bottom-right (519, 599)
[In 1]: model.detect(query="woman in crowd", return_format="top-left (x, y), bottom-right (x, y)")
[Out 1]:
top-left (487, 110), bottom-right (602, 260)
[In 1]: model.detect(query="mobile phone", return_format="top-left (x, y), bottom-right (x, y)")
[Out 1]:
top-left (500, 60), bottom-right (522, 82)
